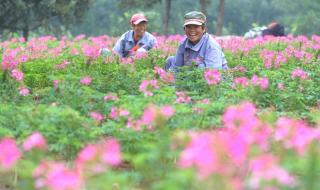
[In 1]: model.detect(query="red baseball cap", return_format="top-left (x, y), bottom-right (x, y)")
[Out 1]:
top-left (130, 13), bottom-right (148, 25)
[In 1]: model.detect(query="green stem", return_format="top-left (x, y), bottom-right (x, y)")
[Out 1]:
top-left (2, 70), bottom-right (8, 83)
top-left (305, 142), bottom-right (319, 190)
top-left (13, 166), bottom-right (18, 187)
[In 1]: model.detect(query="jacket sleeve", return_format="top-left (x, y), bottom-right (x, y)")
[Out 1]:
top-left (202, 45), bottom-right (227, 69)
top-left (112, 34), bottom-right (126, 58)
top-left (141, 34), bottom-right (157, 51)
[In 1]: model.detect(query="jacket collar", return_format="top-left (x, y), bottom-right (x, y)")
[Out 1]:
top-left (185, 32), bottom-right (208, 51)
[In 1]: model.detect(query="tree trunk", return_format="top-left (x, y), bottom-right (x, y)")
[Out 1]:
top-left (199, 0), bottom-right (207, 16)
top-left (22, 26), bottom-right (29, 41)
top-left (163, 0), bottom-right (171, 36)
top-left (215, 0), bottom-right (225, 36)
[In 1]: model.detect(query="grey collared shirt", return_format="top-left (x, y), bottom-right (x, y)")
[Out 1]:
top-left (172, 33), bottom-right (228, 69)
top-left (113, 30), bottom-right (157, 58)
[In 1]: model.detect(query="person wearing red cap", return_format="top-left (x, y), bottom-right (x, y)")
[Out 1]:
top-left (111, 13), bottom-right (157, 58)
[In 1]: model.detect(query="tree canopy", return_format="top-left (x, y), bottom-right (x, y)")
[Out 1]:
top-left (0, 0), bottom-right (319, 40)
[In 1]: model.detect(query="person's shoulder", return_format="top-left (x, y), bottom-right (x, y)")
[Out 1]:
top-left (119, 30), bottom-right (132, 40)
top-left (176, 38), bottom-right (188, 52)
top-left (206, 34), bottom-right (221, 49)
top-left (144, 32), bottom-right (156, 39)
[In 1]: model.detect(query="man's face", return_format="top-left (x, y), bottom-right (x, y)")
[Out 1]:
top-left (184, 24), bottom-right (205, 44)
top-left (132, 21), bottom-right (147, 38)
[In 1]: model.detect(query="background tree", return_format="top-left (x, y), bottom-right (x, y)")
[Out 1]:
top-left (163, 0), bottom-right (172, 36)
top-left (215, 0), bottom-right (225, 36)
top-left (0, 0), bottom-right (93, 40)
top-left (1, 0), bottom-right (319, 39)
top-left (199, 0), bottom-right (209, 16)
top-left (272, 0), bottom-right (320, 36)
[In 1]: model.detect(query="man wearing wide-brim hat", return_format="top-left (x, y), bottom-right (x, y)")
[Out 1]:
top-left (164, 11), bottom-right (228, 71)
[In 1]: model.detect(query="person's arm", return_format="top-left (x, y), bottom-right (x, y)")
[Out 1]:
top-left (139, 34), bottom-right (157, 51)
top-left (200, 45), bottom-right (227, 69)
top-left (171, 45), bottom-right (184, 69)
top-left (112, 34), bottom-right (126, 58)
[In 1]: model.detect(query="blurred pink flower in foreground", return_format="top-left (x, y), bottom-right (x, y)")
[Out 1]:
top-left (33, 161), bottom-right (83, 190)
top-left (75, 138), bottom-right (121, 175)
top-left (23, 132), bottom-right (47, 151)
top-left (101, 139), bottom-right (122, 166)
top-left (0, 138), bottom-right (21, 170)
top-left (274, 117), bottom-right (317, 155)
top-left (249, 154), bottom-right (295, 189)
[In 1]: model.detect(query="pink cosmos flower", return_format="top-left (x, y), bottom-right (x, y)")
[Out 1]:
top-left (103, 93), bottom-right (118, 101)
top-left (0, 138), bottom-right (21, 169)
top-left (89, 111), bottom-right (105, 122)
top-left (19, 87), bottom-right (30, 96)
top-left (121, 57), bottom-right (134, 64)
top-left (139, 105), bottom-right (175, 129)
top-left (108, 107), bottom-right (130, 120)
top-left (126, 117), bottom-right (143, 131)
top-left (249, 154), bottom-right (295, 189)
top-left (160, 105), bottom-right (175, 118)
top-left (101, 138), bottom-right (121, 166)
top-left (53, 80), bottom-right (60, 89)
top-left (232, 77), bottom-right (249, 88)
top-left (11, 69), bottom-right (24, 81)
top-left (223, 101), bottom-right (258, 130)
top-left (140, 105), bottom-right (158, 126)
top-left (274, 117), bottom-right (317, 155)
top-left (178, 132), bottom-right (218, 178)
top-left (46, 165), bottom-right (83, 190)
top-left (176, 91), bottom-right (191, 103)
top-left (251, 75), bottom-right (269, 90)
top-left (234, 66), bottom-right (247, 73)
top-left (75, 138), bottom-right (122, 176)
top-left (277, 83), bottom-right (284, 90)
top-left (70, 48), bottom-right (79, 55)
top-left (139, 79), bottom-right (159, 96)
top-left (76, 144), bottom-right (99, 164)
top-left (80, 76), bottom-right (92, 85)
top-left (134, 51), bottom-right (148, 59)
top-left (154, 66), bottom-right (175, 84)
top-left (291, 68), bottom-right (308, 80)
top-left (204, 69), bottom-right (221, 85)
top-left (23, 132), bottom-right (47, 151)
top-left (55, 60), bottom-right (70, 69)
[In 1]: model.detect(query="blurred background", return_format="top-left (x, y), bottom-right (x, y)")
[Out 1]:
top-left (0, 0), bottom-right (319, 40)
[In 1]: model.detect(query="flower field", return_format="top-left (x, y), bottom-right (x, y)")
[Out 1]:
top-left (0, 34), bottom-right (320, 190)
